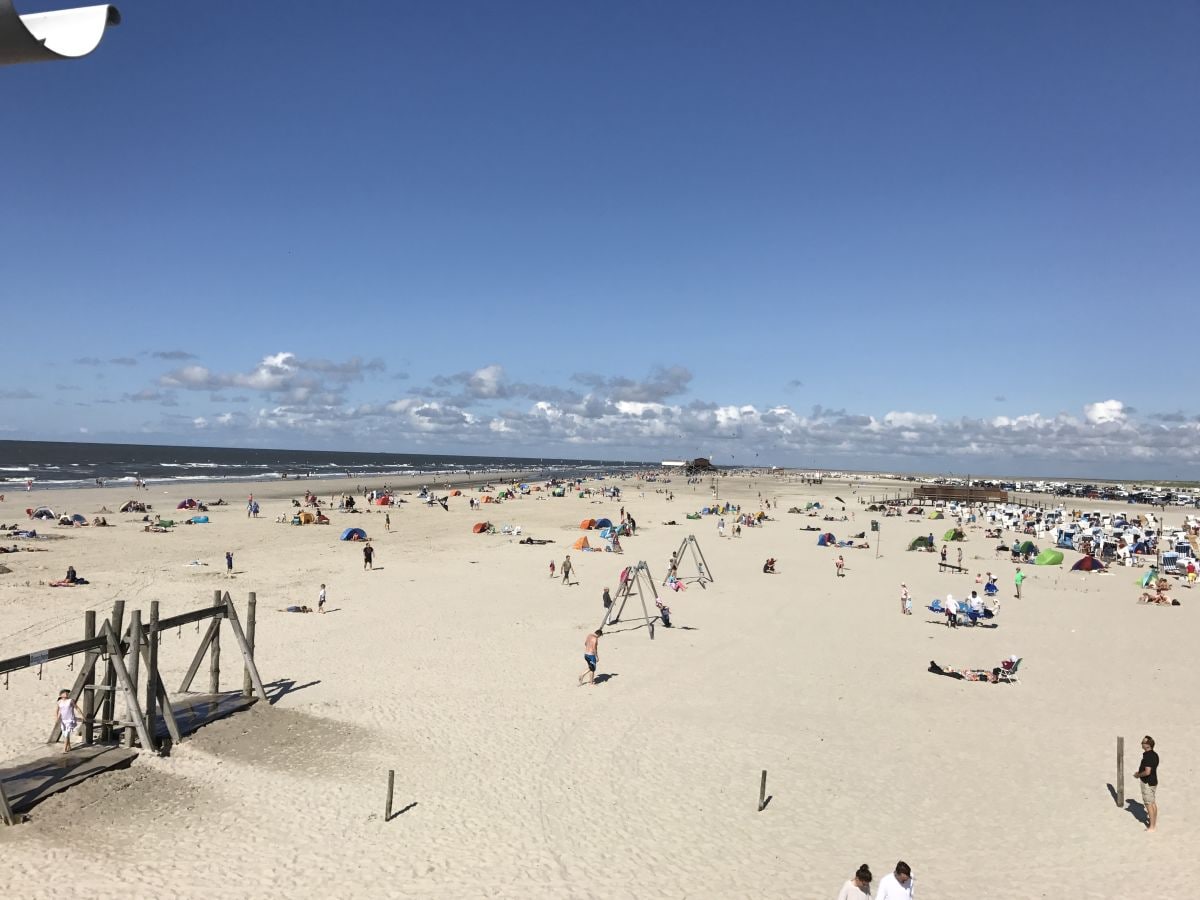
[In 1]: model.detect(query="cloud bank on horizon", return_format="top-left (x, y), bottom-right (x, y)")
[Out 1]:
top-left (6, 350), bottom-right (1199, 479)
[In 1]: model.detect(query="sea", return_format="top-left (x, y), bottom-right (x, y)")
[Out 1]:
top-left (0, 440), bottom-right (641, 491)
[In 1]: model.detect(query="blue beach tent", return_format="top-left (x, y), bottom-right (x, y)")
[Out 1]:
top-left (595, 518), bottom-right (613, 529)
top-left (341, 527), bottom-right (368, 541)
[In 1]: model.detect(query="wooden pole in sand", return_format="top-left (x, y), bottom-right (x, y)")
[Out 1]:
top-left (386, 769), bottom-right (395, 820)
top-left (242, 592), bottom-right (257, 699)
top-left (145, 602), bottom-right (160, 752)
top-left (1117, 736), bottom-right (1125, 807)
top-left (123, 610), bottom-right (142, 748)
top-left (82, 610), bottom-right (96, 746)
top-left (209, 590), bottom-right (222, 695)
top-left (758, 770), bottom-right (767, 812)
top-left (101, 600), bottom-right (125, 742)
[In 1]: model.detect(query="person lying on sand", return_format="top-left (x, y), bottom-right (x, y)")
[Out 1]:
top-left (1138, 591), bottom-right (1177, 606)
top-left (279, 605), bottom-right (313, 613)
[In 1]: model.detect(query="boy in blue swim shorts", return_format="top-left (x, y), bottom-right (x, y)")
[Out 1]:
top-left (579, 629), bottom-right (602, 686)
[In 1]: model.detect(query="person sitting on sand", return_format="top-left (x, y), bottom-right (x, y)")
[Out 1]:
top-left (763, 557), bottom-right (777, 574)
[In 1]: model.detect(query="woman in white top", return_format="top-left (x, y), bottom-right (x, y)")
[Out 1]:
top-left (836, 863), bottom-right (872, 899)
top-left (55, 689), bottom-right (82, 753)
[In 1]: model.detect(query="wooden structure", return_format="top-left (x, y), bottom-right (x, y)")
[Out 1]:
top-left (913, 485), bottom-right (1009, 505)
top-left (938, 562), bottom-right (968, 574)
top-left (670, 534), bottom-right (714, 587)
top-left (602, 560), bottom-right (660, 638)
top-left (0, 591), bottom-right (266, 825)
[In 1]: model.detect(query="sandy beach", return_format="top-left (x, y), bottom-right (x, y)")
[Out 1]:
top-left (0, 472), bottom-right (1193, 898)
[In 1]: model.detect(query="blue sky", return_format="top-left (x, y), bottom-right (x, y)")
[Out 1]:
top-left (2, 1), bottom-right (1198, 476)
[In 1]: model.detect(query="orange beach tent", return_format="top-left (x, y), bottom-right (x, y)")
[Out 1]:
top-left (580, 518), bottom-right (596, 530)
top-left (572, 535), bottom-right (591, 550)
top-left (471, 522), bottom-right (489, 533)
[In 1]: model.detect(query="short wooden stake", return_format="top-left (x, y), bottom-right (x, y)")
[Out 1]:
top-left (758, 770), bottom-right (767, 812)
top-left (1117, 736), bottom-right (1125, 807)
top-left (386, 769), bottom-right (395, 820)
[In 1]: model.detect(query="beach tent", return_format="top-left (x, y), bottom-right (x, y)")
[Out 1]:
top-left (449, 490), bottom-right (462, 496)
top-left (595, 518), bottom-right (613, 529)
top-left (30, 506), bottom-right (56, 519)
top-left (1072, 556), bottom-right (1106, 572)
top-left (340, 527), bottom-right (368, 541)
top-left (471, 522), bottom-right (489, 534)
top-left (927, 510), bottom-right (944, 520)
top-left (909, 536), bottom-right (932, 551)
top-left (1019, 540), bottom-right (1038, 556)
top-left (817, 532), bottom-right (836, 546)
top-left (573, 535), bottom-right (591, 550)
top-left (598, 527), bottom-right (613, 539)
top-left (375, 496), bottom-right (390, 505)
top-left (71, 513), bottom-right (88, 524)
top-left (177, 498), bottom-right (197, 509)
top-left (907, 506), bottom-right (922, 515)
top-left (298, 511), bottom-right (316, 524)
top-left (482, 495), bottom-right (495, 504)
top-left (580, 518), bottom-right (596, 530)
top-left (943, 528), bottom-right (965, 541)
top-left (188, 515), bottom-right (209, 524)
top-left (1034, 549), bottom-right (1063, 566)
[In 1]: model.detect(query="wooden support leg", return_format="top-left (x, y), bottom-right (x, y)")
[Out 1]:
top-left (0, 777), bottom-right (15, 826)
top-left (209, 620), bottom-right (221, 695)
top-left (242, 592), bottom-right (257, 699)
top-left (124, 611), bottom-right (142, 749)
top-left (102, 623), bottom-right (154, 752)
top-left (82, 611), bottom-right (96, 746)
top-left (144, 602), bottom-right (160, 752)
top-left (102, 601), bottom-right (125, 742)
top-left (225, 596), bottom-right (267, 702)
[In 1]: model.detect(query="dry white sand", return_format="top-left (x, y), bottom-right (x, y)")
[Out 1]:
top-left (0, 474), bottom-right (1193, 898)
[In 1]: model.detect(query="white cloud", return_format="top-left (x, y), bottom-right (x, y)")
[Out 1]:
top-left (1084, 399), bottom-right (1127, 425)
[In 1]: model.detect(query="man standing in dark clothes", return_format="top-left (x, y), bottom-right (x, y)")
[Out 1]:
top-left (1136, 735), bottom-right (1160, 832)
top-left (363, 543), bottom-right (375, 570)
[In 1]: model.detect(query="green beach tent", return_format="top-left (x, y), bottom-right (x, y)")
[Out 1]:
top-left (927, 510), bottom-right (944, 520)
top-left (1019, 540), bottom-right (1038, 556)
top-left (909, 535), bottom-right (932, 551)
top-left (1034, 549), bottom-right (1064, 566)
top-left (943, 528), bottom-right (965, 541)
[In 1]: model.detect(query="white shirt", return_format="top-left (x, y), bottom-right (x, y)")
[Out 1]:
top-left (837, 879), bottom-right (871, 900)
top-left (876, 872), bottom-right (914, 900)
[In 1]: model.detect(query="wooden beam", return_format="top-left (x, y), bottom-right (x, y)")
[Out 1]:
top-left (179, 619), bottom-right (220, 694)
top-left (102, 623), bottom-right (154, 752)
top-left (225, 595), bottom-right (267, 702)
top-left (155, 604), bottom-right (227, 631)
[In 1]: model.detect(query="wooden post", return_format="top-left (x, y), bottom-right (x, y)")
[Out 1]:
top-left (386, 769), bottom-right (395, 820)
top-left (242, 592), bottom-right (257, 699)
top-left (145, 602), bottom-right (160, 752)
top-left (758, 770), bottom-right (768, 811)
top-left (0, 774), bottom-right (14, 826)
top-left (82, 610), bottom-right (96, 746)
top-left (102, 601), bottom-right (125, 742)
top-left (224, 596), bottom-right (268, 702)
top-left (101, 622), bottom-right (154, 752)
top-left (124, 610), bottom-right (142, 749)
top-left (209, 619), bottom-right (221, 695)
top-left (1117, 736), bottom-right (1125, 807)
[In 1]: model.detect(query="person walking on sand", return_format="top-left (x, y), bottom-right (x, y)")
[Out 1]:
top-left (900, 583), bottom-right (911, 615)
top-left (876, 861), bottom-right (914, 899)
top-left (836, 864), bottom-right (873, 900)
top-left (549, 560), bottom-right (555, 579)
top-left (385, 512), bottom-right (390, 533)
top-left (1136, 735), bottom-right (1159, 831)
top-left (225, 551), bottom-right (233, 574)
top-left (1014, 566), bottom-right (1025, 598)
top-left (602, 586), bottom-right (612, 612)
top-left (561, 554), bottom-right (573, 585)
top-left (55, 689), bottom-right (82, 753)
top-left (957, 546), bottom-right (963, 566)
top-left (718, 517), bottom-right (726, 538)
top-left (940, 544), bottom-right (948, 563)
top-left (578, 629), bottom-right (602, 685)
top-left (318, 583), bottom-right (327, 614)
top-left (363, 542), bottom-right (375, 570)
top-left (835, 555), bottom-right (845, 577)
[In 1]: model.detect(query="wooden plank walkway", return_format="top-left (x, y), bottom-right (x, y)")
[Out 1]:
top-left (159, 691), bottom-right (258, 741)
top-left (0, 744), bottom-right (138, 820)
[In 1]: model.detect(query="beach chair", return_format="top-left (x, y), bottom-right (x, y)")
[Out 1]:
top-left (996, 657), bottom-right (1022, 684)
